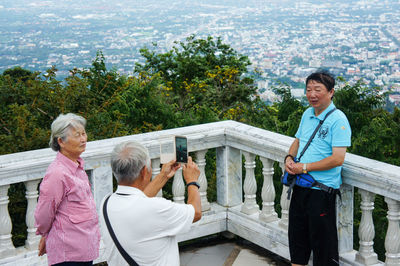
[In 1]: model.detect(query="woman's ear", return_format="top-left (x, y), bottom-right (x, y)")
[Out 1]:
top-left (57, 137), bottom-right (64, 149)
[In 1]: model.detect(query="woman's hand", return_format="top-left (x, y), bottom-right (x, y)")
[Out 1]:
top-left (38, 236), bottom-right (46, 256)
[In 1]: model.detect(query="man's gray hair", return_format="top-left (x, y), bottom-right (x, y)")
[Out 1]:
top-left (111, 141), bottom-right (151, 184)
top-left (49, 113), bottom-right (86, 151)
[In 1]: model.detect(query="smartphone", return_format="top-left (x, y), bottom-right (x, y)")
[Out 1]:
top-left (160, 136), bottom-right (188, 164)
top-left (175, 136), bottom-right (188, 163)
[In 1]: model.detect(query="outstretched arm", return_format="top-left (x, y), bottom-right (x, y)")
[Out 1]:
top-left (144, 160), bottom-right (180, 197)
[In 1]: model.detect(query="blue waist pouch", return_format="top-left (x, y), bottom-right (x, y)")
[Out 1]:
top-left (281, 171), bottom-right (317, 188)
top-left (281, 171), bottom-right (338, 200)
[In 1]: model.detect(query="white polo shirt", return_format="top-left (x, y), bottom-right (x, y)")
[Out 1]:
top-left (100, 185), bottom-right (195, 266)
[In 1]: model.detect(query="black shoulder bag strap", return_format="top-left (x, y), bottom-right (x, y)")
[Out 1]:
top-left (103, 194), bottom-right (139, 266)
top-left (296, 108), bottom-right (336, 162)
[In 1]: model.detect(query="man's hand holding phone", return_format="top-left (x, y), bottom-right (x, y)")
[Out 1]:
top-left (182, 156), bottom-right (200, 183)
top-left (160, 160), bottom-right (181, 180)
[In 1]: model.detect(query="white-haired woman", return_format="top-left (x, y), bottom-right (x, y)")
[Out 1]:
top-left (34, 113), bottom-right (100, 266)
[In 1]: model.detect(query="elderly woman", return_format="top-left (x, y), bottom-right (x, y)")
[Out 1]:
top-left (34, 113), bottom-right (100, 266)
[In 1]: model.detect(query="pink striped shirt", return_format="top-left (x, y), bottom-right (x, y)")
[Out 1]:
top-left (34, 152), bottom-right (100, 265)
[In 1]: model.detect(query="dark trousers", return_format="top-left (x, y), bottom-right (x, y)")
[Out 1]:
top-left (288, 186), bottom-right (339, 266)
top-left (52, 261), bottom-right (93, 266)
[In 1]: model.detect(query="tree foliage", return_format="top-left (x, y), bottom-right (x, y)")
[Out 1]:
top-left (135, 35), bottom-right (256, 121)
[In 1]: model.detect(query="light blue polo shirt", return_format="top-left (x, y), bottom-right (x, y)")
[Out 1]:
top-left (295, 102), bottom-right (351, 189)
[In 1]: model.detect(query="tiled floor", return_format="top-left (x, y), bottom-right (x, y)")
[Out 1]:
top-left (179, 239), bottom-right (290, 266)
top-left (232, 249), bottom-right (278, 266)
top-left (180, 243), bottom-right (236, 266)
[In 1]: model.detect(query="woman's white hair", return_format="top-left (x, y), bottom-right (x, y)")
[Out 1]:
top-left (49, 113), bottom-right (86, 151)
top-left (111, 141), bottom-right (151, 184)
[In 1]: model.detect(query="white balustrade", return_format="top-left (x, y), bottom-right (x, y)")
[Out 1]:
top-left (337, 184), bottom-right (354, 253)
top-left (0, 185), bottom-right (15, 257)
top-left (279, 162), bottom-right (290, 230)
top-left (195, 150), bottom-right (210, 212)
top-left (355, 189), bottom-right (378, 265)
top-left (241, 152), bottom-right (259, 215)
top-left (24, 179), bottom-right (41, 250)
top-left (151, 158), bottom-right (162, 197)
top-left (259, 157), bottom-right (277, 222)
top-left (91, 163), bottom-right (113, 212)
top-left (216, 146), bottom-right (242, 207)
top-left (1, 120), bottom-right (400, 265)
top-left (384, 197), bottom-right (400, 265)
top-left (172, 168), bottom-right (185, 204)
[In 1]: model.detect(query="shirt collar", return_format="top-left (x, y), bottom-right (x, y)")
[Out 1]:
top-left (56, 151), bottom-right (85, 172)
top-left (310, 102), bottom-right (336, 120)
top-left (115, 185), bottom-right (146, 197)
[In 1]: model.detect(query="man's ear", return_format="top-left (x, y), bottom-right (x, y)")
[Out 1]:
top-left (330, 88), bottom-right (335, 99)
top-left (139, 166), bottom-right (150, 180)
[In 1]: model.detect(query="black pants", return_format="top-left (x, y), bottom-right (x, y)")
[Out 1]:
top-left (288, 186), bottom-right (339, 266)
top-left (52, 261), bottom-right (93, 266)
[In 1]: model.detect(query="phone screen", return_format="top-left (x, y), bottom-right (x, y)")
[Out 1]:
top-left (175, 136), bottom-right (188, 163)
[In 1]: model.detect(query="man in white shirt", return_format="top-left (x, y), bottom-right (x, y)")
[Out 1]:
top-left (100, 141), bottom-right (202, 266)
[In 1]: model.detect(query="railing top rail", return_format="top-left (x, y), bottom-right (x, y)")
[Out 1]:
top-left (0, 121), bottom-right (230, 185)
top-left (1, 120), bottom-right (399, 200)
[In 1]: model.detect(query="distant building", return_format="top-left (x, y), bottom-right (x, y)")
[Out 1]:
top-left (322, 60), bottom-right (343, 68)
top-left (309, 59), bottom-right (321, 68)
top-left (388, 94), bottom-right (400, 105)
top-left (291, 88), bottom-right (305, 99)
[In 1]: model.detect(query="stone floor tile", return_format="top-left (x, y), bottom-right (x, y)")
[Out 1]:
top-left (180, 243), bottom-right (236, 266)
top-left (232, 249), bottom-right (276, 266)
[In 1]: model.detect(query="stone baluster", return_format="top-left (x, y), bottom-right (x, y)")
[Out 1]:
top-left (172, 167), bottom-right (185, 204)
top-left (0, 185), bottom-right (15, 257)
top-left (151, 158), bottom-right (162, 197)
top-left (196, 150), bottom-right (210, 211)
top-left (259, 157), bottom-right (278, 222)
top-left (91, 162), bottom-right (113, 213)
top-left (241, 152), bottom-right (259, 215)
top-left (279, 162), bottom-right (290, 230)
top-left (355, 189), bottom-right (378, 265)
top-left (337, 184), bottom-right (354, 253)
top-left (24, 179), bottom-right (41, 250)
top-left (384, 197), bottom-right (400, 266)
top-left (216, 146), bottom-right (242, 207)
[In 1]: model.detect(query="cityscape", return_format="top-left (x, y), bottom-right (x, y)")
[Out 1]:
top-left (1, 0), bottom-right (400, 105)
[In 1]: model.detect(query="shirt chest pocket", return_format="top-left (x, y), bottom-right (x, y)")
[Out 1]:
top-left (66, 183), bottom-right (96, 224)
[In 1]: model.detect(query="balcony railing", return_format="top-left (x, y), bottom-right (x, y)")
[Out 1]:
top-left (0, 120), bottom-right (399, 266)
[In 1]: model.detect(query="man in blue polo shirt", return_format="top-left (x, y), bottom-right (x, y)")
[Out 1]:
top-left (284, 71), bottom-right (351, 266)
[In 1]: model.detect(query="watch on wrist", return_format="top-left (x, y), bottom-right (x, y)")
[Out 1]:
top-left (303, 163), bottom-right (308, 174)
top-left (187, 181), bottom-right (200, 189)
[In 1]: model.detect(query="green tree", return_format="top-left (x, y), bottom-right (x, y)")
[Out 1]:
top-left (2, 66), bottom-right (33, 82)
top-left (334, 78), bottom-right (386, 143)
top-left (271, 84), bottom-right (305, 136)
top-left (135, 35), bottom-right (256, 121)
